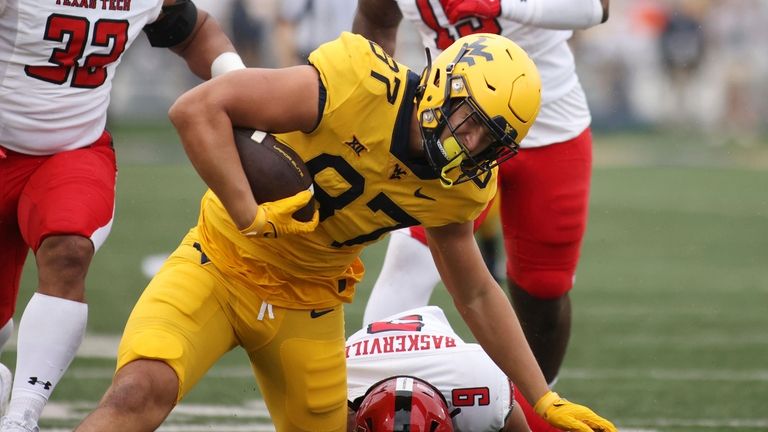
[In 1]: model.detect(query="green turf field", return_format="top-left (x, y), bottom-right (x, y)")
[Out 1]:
top-left (7, 126), bottom-right (768, 431)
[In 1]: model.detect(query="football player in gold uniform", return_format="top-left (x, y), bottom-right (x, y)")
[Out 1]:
top-left (76, 33), bottom-right (616, 432)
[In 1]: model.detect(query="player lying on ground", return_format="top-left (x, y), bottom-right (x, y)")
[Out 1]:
top-left (347, 305), bottom-right (529, 431)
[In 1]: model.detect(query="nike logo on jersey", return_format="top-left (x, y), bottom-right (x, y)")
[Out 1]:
top-left (310, 308), bottom-right (335, 318)
top-left (414, 187), bottom-right (436, 201)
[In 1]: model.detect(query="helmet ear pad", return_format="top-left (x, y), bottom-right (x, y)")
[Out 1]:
top-left (353, 376), bottom-right (455, 432)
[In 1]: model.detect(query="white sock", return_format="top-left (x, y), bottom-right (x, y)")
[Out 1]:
top-left (0, 320), bottom-right (13, 357)
top-left (6, 293), bottom-right (87, 422)
top-left (363, 230), bottom-right (441, 325)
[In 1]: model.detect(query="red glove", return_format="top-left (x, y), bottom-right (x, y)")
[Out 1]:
top-left (440, 0), bottom-right (501, 23)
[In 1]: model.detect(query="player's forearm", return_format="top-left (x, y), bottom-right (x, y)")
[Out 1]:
top-left (453, 281), bottom-right (550, 404)
top-left (427, 223), bottom-right (550, 401)
top-left (500, 0), bottom-right (608, 30)
top-left (169, 85), bottom-right (256, 228)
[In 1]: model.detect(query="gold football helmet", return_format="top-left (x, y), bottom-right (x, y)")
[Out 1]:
top-left (416, 33), bottom-right (541, 186)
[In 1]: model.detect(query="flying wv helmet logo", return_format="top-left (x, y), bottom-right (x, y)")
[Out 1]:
top-left (456, 38), bottom-right (494, 67)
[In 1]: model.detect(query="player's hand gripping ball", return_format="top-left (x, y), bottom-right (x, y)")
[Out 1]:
top-left (233, 128), bottom-right (318, 238)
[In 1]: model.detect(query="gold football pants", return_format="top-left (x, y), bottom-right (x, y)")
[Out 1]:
top-left (117, 230), bottom-right (348, 431)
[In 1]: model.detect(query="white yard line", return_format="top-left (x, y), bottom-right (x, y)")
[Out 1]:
top-left (624, 418), bottom-right (768, 429)
top-left (40, 396), bottom-right (768, 432)
top-left (564, 367), bottom-right (768, 382)
top-left (10, 320), bottom-right (766, 430)
top-left (54, 340), bottom-right (768, 384)
top-left (64, 362), bottom-right (768, 384)
top-left (46, 425), bottom-right (277, 432)
top-left (42, 400), bottom-right (276, 431)
top-left (22, 335), bottom-right (767, 432)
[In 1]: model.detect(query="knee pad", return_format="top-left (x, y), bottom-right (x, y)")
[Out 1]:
top-left (117, 329), bottom-right (185, 390)
top-left (279, 338), bottom-right (347, 431)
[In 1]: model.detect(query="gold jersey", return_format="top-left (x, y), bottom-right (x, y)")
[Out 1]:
top-left (197, 32), bottom-right (497, 309)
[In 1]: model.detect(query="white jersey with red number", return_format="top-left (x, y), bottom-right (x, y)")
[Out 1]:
top-left (0, 0), bottom-right (164, 155)
top-left (346, 306), bottom-right (513, 432)
top-left (396, 0), bottom-right (591, 148)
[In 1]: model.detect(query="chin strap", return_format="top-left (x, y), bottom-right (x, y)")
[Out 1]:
top-left (415, 47), bottom-right (433, 100)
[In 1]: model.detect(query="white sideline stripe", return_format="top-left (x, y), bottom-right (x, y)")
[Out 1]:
top-left (61, 355), bottom-right (768, 384)
top-left (46, 426), bottom-right (276, 432)
top-left (141, 253), bottom-right (169, 278)
top-left (564, 368), bottom-right (768, 382)
top-left (43, 400), bottom-right (271, 420)
top-left (43, 400), bottom-right (277, 431)
top-left (10, 333), bottom-right (768, 383)
top-left (64, 364), bottom-right (768, 384)
top-left (7, 326), bottom-right (768, 366)
top-left (627, 418), bottom-right (768, 429)
top-left (40, 400), bottom-right (768, 431)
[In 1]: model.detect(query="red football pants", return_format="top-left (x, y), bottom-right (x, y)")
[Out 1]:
top-left (409, 128), bottom-right (592, 299)
top-left (0, 132), bottom-right (116, 324)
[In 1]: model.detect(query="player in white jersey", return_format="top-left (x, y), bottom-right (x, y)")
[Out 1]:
top-left (0, 1), bottom-right (243, 430)
top-left (353, 1), bottom-right (609, 431)
top-left (346, 306), bottom-right (528, 431)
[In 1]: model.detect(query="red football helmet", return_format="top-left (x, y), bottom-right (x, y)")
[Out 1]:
top-left (353, 376), bottom-right (455, 432)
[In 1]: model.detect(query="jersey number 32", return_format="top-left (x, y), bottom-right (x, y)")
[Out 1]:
top-left (26, 14), bottom-right (128, 88)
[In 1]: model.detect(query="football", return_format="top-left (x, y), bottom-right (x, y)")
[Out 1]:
top-left (233, 127), bottom-right (315, 222)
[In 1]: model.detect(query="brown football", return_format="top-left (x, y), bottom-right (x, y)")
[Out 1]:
top-left (233, 127), bottom-right (315, 222)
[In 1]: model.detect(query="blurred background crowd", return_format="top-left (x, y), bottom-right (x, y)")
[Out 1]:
top-left (574, 0), bottom-right (767, 146)
top-left (111, 0), bottom-right (768, 146)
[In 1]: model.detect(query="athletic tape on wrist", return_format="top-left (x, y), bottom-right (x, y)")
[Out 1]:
top-left (211, 52), bottom-right (246, 78)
